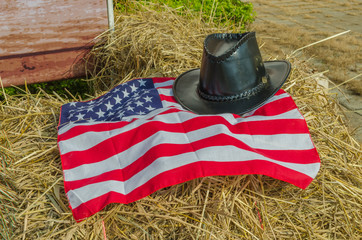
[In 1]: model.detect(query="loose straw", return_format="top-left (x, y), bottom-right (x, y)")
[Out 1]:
top-left (290, 30), bottom-right (351, 56)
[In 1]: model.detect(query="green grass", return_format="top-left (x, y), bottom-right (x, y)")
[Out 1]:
top-left (0, 78), bottom-right (91, 101)
top-left (115, 0), bottom-right (255, 29)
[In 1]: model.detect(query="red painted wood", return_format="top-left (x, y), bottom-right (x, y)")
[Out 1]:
top-left (0, 0), bottom-right (108, 87)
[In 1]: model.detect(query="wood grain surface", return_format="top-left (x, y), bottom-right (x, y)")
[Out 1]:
top-left (0, 0), bottom-right (108, 87)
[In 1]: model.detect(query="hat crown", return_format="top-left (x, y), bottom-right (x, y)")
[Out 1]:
top-left (199, 32), bottom-right (267, 100)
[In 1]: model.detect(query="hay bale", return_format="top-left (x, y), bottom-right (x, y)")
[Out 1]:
top-left (86, 3), bottom-right (226, 94)
top-left (1, 3), bottom-right (361, 239)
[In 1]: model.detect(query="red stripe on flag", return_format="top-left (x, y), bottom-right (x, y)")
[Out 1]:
top-left (252, 96), bottom-right (296, 116)
top-left (159, 94), bottom-right (177, 103)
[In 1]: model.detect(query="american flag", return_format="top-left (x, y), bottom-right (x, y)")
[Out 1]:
top-left (57, 77), bottom-right (320, 221)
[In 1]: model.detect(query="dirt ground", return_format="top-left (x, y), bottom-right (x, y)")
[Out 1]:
top-left (249, 0), bottom-right (361, 143)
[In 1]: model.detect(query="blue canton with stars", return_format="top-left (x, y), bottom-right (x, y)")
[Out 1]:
top-left (59, 78), bottom-right (163, 128)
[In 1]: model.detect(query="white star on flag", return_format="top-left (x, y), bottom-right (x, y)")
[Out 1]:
top-left (127, 106), bottom-right (134, 112)
top-left (144, 96), bottom-right (153, 102)
top-left (95, 109), bottom-right (105, 118)
top-left (145, 105), bottom-right (155, 111)
top-left (87, 117), bottom-right (96, 123)
top-left (114, 95), bottom-right (122, 104)
top-left (75, 113), bottom-right (85, 120)
top-left (138, 79), bottom-right (147, 86)
top-left (122, 89), bottom-right (130, 98)
top-left (69, 102), bottom-right (77, 107)
top-left (105, 101), bottom-right (113, 110)
top-left (135, 100), bottom-right (143, 107)
top-left (130, 84), bottom-right (137, 92)
top-left (137, 110), bottom-right (145, 115)
top-left (127, 106), bottom-right (134, 111)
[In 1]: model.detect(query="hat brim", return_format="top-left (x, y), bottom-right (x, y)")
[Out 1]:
top-left (173, 60), bottom-right (291, 115)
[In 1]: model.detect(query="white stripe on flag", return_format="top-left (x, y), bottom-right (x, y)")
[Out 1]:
top-left (154, 80), bottom-right (174, 88)
top-left (264, 93), bottom-right (290, 104)
top-left (156, 88), bottom-right (174, 97)
top-left (241, 108), bottom-right (303, 122)
top-left (161, 100), bottom-right (180, 108)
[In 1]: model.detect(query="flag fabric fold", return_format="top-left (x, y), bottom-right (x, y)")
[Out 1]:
top-left (57, 77), bottom-right (320, 221)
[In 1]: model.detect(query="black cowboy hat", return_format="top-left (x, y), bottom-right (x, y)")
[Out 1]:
top-left (172, 32), bottom-right (291, 115)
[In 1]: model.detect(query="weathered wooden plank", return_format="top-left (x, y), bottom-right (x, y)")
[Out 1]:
top-left (0, 0), bottom-right (108, 87)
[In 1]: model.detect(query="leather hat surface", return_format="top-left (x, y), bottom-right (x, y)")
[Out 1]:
top-left (173, 32), bottom-right (291, 115)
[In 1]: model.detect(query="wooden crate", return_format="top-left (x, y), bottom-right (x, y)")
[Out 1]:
top-left (0, 0), bottom-right (108, 87)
